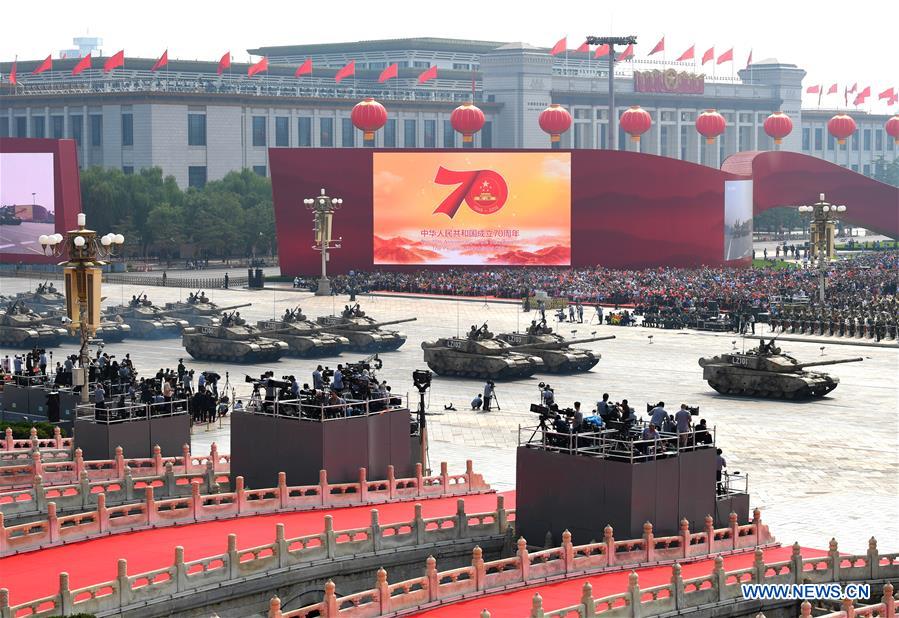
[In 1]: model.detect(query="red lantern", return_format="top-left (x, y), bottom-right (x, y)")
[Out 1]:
top-left (763, 111), bottom-right (793, 145)
top-left (351, 98), bottom-right (387, 141)
top-left (827, 113), bottom-right (856, 145)
top-left (538, 104), bottom-right (572, 143)
top-left (885, 115), bottom-right (899, 145)
top-left (695, 109), bottom-right (726, 144)
top-left (450, 102), bottom-right (485, 143)
top-left (619, 106), bottom-right (652, 143)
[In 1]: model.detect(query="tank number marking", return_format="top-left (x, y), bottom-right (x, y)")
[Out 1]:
top-left (446, 339), bottom-right (465, 349)
top-left (505, 334), bottom-right (527, 344)
top-left (320, 317), bottom-right (341, 325)
top-left (730, 356), bottom-right (751, 366)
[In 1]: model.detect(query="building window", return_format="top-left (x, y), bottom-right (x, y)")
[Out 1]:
top-left (482, 121), bottom-right (493, 148)
top-left (424, 120), bottom-right (436, 147)
top-left (660, 111), bottom-right (675, 122)
top-left (253, 165), bottom-right (267, 177)
top-left (298, 117), bottom-right (312, 146)
top-left (863, 164), bottom-right (870, 176)
top-left (276, 116), bottom-right (289, 147)
top-left (188, 113), bottom-right (206, 146)
top-left (384, 119), bottom-right (396, 147)
top-left (341, 118), bottom-right (355, 147)
top-left (875, 131), bottom-right (883, 151)
top-left (0, 117), bottom-right (8, 138)
top-left (574, 123), bottom-right (589, 148)
top-left (863, 129), bottom-right (871, 151)
top-left (889, 136), bottom-right (895, 151)
top-left (814, 128), bottom-right (823, 150)
top-left (827, 132), bottom-right (836, 150)
top-left (852, 135), bottom-right (859, 151)
top-left (188, 166), bottom-right (207, 188)
top-left (452, 63), bottom-right (470, 70)
top-left (252, 116), bottom-right (267, 147)
top-left (121, 113), bottom-right (133, 146)
top-left (660, 125), bottom-right (670, 156)
top-left (574, 109), bottom-right (591, 120)
top-left (443, 120), bottom-right (455, 148)
top-left (739, 113), bottom-right (753, 123)
top-left (739, 126), bottom-right (751, 151)
top-left (90, 115), bottom-right (102, 146)
top-left (32, 116), bottom-right (46, 138)
top-left (123, 166), bottom-right (134, 175)
top-left (320, 117), bottom-right (333, 147)
top-left (680, 125), bottom-right (688, 159)
top-left (50, 116), bottom-right (64, 139)
top-left (802, 127), bottom-right (811, 150)
top-left (598, 123), bottom-right (607, 149)
top-left (680, 111), bottom-right (695, 122)
top-left (70, 115), bottom-right (82, 145)
top-left (412, 61), bottom-right (430, 69)
top-left (404, 119), bottom-right (417, 147)
top-left (15, 117), bottom-right (27, 137)
top-left (851, 164), bottom-right (858, 172)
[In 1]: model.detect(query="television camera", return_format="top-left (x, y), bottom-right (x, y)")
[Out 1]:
top-left (645, 403), bottom-right (699, 415)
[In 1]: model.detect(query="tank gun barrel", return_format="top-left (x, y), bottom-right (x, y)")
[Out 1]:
top-left (369, 317), bottom-right (417, 327)
top-left (214, 302), bottom-right (253, 312)
top-left (510, 334), bottom-right (616, 349)
top-left (793, 357), bottom-right (864, 370)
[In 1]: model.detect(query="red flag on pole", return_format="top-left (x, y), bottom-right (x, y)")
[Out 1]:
top-left (575, 41), bottom-right (589, 53)
top-left (878, 87), bottom-right (895, 100)
top-left (550, 37), bottom-right (566, 56)
top-left (701, 47), bottom-right (714, 65)
top-left (827, 83), bottom-right (838, 94)
top-left (8, 61), bottom-right (16, 85)
top-left (295, 58), bottom-right (313, 77)
top-left (248, 57), bottom-right (268, 77)
top-left (378, 63), bottom-right (398, 83)
top-left (217, 52), bottom-right (231, 75)
top-left (417, 65), bottom-right (437, 84)
top-left (104, 50), bottom-right (125, 73)
top-left (618, 44), bottom-right (635, 61)
top-left (806, 85), bottom-right (821, 94)
top-left (72, 53), bottom-right (92, 75)
top-left (746, 49), bottom-right (753, 67)
top-left (676, 45), bottom-right (695, 61)
top-left (151, 50), bottom-right (168, 72)
top-left (848, 83), bottom-right (857, 93)
top-left (32, 55), bottom-right (52, 74)
top-left (334, 60), bottom-right (355, 83)
top-left (890, 94), bottom-right (898, 106)
top-left (857, 85), bottom-right (871, 98)
top-left (594, 44), bottom-right (610, 58)
top-left (649, 37), bottom-right (664, 56)
top-left (716, 48), bottom-right (733, 65)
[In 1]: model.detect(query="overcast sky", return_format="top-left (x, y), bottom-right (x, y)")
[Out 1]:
top-left (4, 0), bottom-right (896, 114)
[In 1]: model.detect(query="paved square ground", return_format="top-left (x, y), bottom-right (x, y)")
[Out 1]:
top-left (2, 277), bottom-right (895, 553)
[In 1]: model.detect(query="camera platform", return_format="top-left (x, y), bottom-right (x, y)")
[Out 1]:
top-left (515, 422), bottom-right (749, 544)
top-left (73, 400), bottom-right (191, 460)
top-left (230, 399), bottom-right (417, 489)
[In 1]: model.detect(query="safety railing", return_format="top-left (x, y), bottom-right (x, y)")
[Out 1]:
top-left (0, 267), bottom-right (248, 288)
top-left (249, 395), bottom-right (406, 421)
top-left (803, 584), bottom-right (896, 618)
top-left (0, 496), bottom-right (511, 618)
top-left (531, 538), bottom-right (899, 618)
top-left (0, 460), bottom-right (490, 555)
top-left (0, 426), bottom-right (72, 455)
top-left (74, 399), bottom-right (189, 423)
top-left (271, 509), bottom-right (780, 617)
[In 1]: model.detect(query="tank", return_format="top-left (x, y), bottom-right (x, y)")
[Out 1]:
top-left (314, 304), bottom-right (415, 352)
top-left (104, 298), bottom-right (188, 339)
top-left (698, 339), bottom-right (863, 399)
top-left (14, 282), bottom-right (66, 311)
top-left (256, 307), bottom-right (349, 357)
top-left (0, 205), bottom-right (23, 226)
top-left (164, 291), bottom-right (253, 326)
top-left (0, 301), bottom-right (68, 347)
top-left (181, 319), bottom-right (289, 363)
top-left (421, 325), bottom-right (545, 380)
top-left (43, 309), bottom-right (132, 343)
top-left (497, 325), bottom-right (616, 373)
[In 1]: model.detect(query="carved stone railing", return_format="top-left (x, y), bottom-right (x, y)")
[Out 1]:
top-left (531, 538), bottom-right (898, 618)
top-left (272, 510), bottom-right (778, 617)
top-left (0, 427), bottom-right (72, 460)
top-left (801, 584), bottom-right (896, 618)
top-left (0, 443), bottom-right (228, 488)
top-left (0, 461), bottom-right (491, 556)
top-left (0, 496), bottom-right (513, 618)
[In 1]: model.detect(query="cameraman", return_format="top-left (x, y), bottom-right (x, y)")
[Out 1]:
top-left (331, 365), bottom-right (344, 392)
top-left (313, 365), bottom-right (324, 390)
top-left (483, 380), bottom-right (495, 411)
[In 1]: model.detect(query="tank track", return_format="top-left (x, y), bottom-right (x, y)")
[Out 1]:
top-left (127, 324), bottom-right (184, 339)
top-left (707, 381), bottom-right (838, 399)
top-left (344, 338), bottom-right (407, 353)
top-left (183, 347), bottom-right (285, 364)
top-left (283, 340), bottom-right (348, 357)
top-left (539, 358), bottom-right (600, 373)
top-left (425, 363), bottom-right (540, 381)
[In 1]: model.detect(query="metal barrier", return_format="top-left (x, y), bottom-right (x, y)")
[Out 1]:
top-left (247, 395), bottom-right (407, 422)
top-left (75, 399), bottom-right (189, 423)
top-left (804, 584), bottom-right (896, 618)
top-left (0, 268), bottom-right (248, 289)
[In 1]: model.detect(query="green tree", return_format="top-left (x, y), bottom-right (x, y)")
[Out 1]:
top-left (753, 206), bottom-right (804, 234)
top-left (872, 157), bottom-right (899, 187)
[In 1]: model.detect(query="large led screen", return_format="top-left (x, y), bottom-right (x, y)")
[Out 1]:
top-left (0, 152), bottom-right (56, 255)
top-left (372, 152), bottom-right (571, 265)
top-left (723, 179), bottom-right (753, 261)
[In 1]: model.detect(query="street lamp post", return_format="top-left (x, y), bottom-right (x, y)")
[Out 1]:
top-left (585, 35), bottom-right (637, 151)
top-left (303, 189), bottom-right (343, 296)
top-left (38, 213), bottom-right (125, 403)
top-left (797, 194), bottom-right (846, 303)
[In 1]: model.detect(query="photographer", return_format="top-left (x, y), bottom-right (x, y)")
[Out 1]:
top-left (471, 393), bottom-right (483, 410)
top-left (312, 365), bottom-right (324, 390)
top-left (331, 365), bottom-right (344, 391)
top-left (483, 380), bottom-right (495, 411)
top-left (675, 403), bottom-right (693, 446)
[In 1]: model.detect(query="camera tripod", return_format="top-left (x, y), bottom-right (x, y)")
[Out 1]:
top-left (528, 415), bottom-right (552, 445)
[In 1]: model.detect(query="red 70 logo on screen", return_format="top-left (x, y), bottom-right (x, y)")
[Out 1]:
top-left (432, 167), bottom-right (508, 218)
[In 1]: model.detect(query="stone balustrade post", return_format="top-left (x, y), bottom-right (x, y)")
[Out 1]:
top-left (882, 583), bottom-right (895, 618)
top-left (604, 525), bottom-right (615, 566)
top-left (867, 537), bottom-right (879, 579)
top-left (358, 468), bottom-right (368, 503)
top-left (376, 567), bottom-right (389, 614)
top-left (322, 580), bottom-right (338, 617)
top-left (174, 546), bottom-right (187, 592)
top-left (729, 512), bottom-right (738, 550)
top-left (204, 460), bottom-right (216, 493)
top-left (153, 444), bottom-right (163, 475)
top-left (791, 542), bottom-right (803, 584)
top-left (0, 513), bottom-right (6, 556)
top-left (530, 592), bottom-right (545, 618)
top-left (644, 522), bottom-right (655, 562)
top-left (31, 451), bottom-right (42, 479)
top-left (324, 515), bottom-right (335, 559)
top-left (440, 461), bottom-right (449, 494)
top-left (164, 462), bottom-right (175, 497)
top-left (97, 493), bottom-right (108, 532)
top-left (34, 475), bottom-right (47, 511)
top-left (278, 472), bottom-right (288, 509)
top-left (671, 563), bottom-right (684, 609)
top-left (752, 508), bottom-right (762, 544)
top-left (370, 509), bottom-right (381, 553)
top-left (319, 469), bottom-right (329, 506)
top-left (842, 598), bottom-right (856, 618)
top-left (53, 426), bottom-right (63, 450)
top-left (415, 462), bottom-right (423, 496)
top-left (800, 601), bottom-right (812, 618)
top-left (712, 555), bottom-right (726, 601)
top-left (753, 547), bottom-right (766, 583)
top-left (0, 587), bottom-right (9, 618)
top-left (209, 442), bottom-right (218, 470)
top-left (57, 572), bottom-right (72, 615)
top-left (465, 459), bottom-right (474, 486)
top-left (829, 538), bottom-right (841, 582)
top-left (425, 556), bottom-right (438, 601)
top-left (456, 498), bottom-right (468, 539)
top-left (114, 446), bottom-right (125, 477)
top-left (496, 494), bottom-right (508, 533)
top-left (47, 502), bottom-right (59, 543)
top-left (581, 581), bottom-right (596, 617)
top-left (472, 546), bottom-right (486, 591)
top-left (78, 470), bottom-right (91, 509)
top-left (562, 530), bottom-right (574, 573)
top-left (268, 596), bottom-right (282, 618)
top-left (182, 444), bottom-right (191, 474)
top-left (235, 476), bottom-right (246, 514)
top-left (518, 537), bottom-right (531, 582)
top-left (145, 486), bottom-right (158, 525)
top-left (117, 558), bottom-right (130, 607)
top-left (29, 428), bottom-right (38, 452)
top-left (123, 466), bottom-right (134, 503)
top-left (628, 571), bottom-right (642, 618)
top-left (414, 503), bottom-right (425, 544)
top-left (705, 515), bottom-right (715, 555)
top-left (275, 523), bottom-right (287, 568)
top-left (73, 448), bottom-right (84, 479)
top-left (191, 482), bottom-right (202, 522)
top-left (3, 427), bottom-right (12, 450)
top-left (387, 465), bottom-right (396, 500)
top-left (227, 534), bottom-right (239, 579)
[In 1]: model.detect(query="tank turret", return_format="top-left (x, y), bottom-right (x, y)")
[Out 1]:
top-left (165, 297), bottom-right (253, 326)
top-left (14, 282), bottom-right (66, 310)
top-left (314, 305), bottom-right (415, 352)
top-left (0, 301), bottom-right (68, 347)
top-left (256, 310), bottom-right (350, 357)
top-left (497, 329), bottom-right (615, 373)
top-left (421, 329), bottom-right (545, 380)
top-left (182, 323), bottom-right (288, 363)
top-left (698, 339), bottom-right (863, 399)
top-left (104, 298), bottom-right (188, 339)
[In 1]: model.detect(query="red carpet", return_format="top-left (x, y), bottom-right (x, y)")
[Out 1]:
top-left (0, 491), bottom-right (513, 605)
top-left (411, 545), bottom-right (827, 618)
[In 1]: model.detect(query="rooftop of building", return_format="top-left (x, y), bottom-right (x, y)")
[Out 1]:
top-left (248, 37), bottom-right (511, 57)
